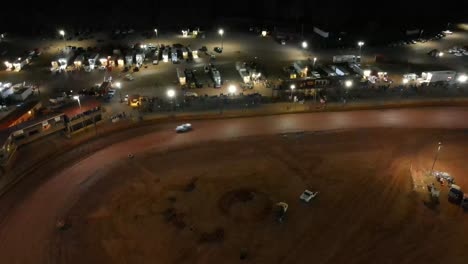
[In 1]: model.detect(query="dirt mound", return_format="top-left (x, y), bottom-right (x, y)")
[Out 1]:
top-left (219, 189), bottom-right (272, 222)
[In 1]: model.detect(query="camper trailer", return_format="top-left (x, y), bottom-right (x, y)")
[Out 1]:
top-left (135, 53), bottom-right (145, 67)
top-left (125, 53), bottom-right (134, 66)
top-left (161, 48), bottom-right (168, 62)
top-left (87, 53), bottom-right (99, 70)
top-left (51, 50), bottom-right (75, 72)
top-left (74, 55), bottom-right (84, 68)
top-left (12, 57), bottom-right (31, 72)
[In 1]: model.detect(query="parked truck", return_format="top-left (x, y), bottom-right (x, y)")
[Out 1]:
top-left (420, 71), bottom-right (456, 83)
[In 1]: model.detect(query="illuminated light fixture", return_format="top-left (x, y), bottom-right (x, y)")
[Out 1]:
top-left (167, 89), bottom-right (175, 98)
top-left (458, 74), bottom-right (467, 83)
top-left (228, 85), bottom-right (237, 94)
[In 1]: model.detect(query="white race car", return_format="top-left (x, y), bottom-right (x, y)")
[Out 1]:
top-left (175, 123), bottom-right (192, 133)
top-left (300, 190), bottom-right (319, 203)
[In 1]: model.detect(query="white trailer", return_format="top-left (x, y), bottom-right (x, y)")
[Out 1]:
top-left (12, 57), bottom-right (30, 71)
top-left (88, 53), bottom-right (99, 69)
top-left (52, 51), bottom-right (75, 71)
top-left (117, 56), bottom-right (125, 67)
top-left (0, 82), bottom-right (13, 98)
top-left (348, 63), bottom-right (364, 76)
top-left (239, 68), bottom-right (251, 84)
top-left (333, 55), bottom-right (361, 64)
top-left (162, 49), bottom-right (169, 62)
top-left (420, 71), bottom-right (456, 83)
top-left (235, 62), bottom-right (251, 84)
top-left (319, 65), bottom-right (337, 77)
top-left (11, 84), bottom-right (33, 101)
top-left (136, 53), bottom-right (145, 67)
top-left (125, 54), bottom-right (133, 66)
top-left (330, 65), bottom-right (349, 76)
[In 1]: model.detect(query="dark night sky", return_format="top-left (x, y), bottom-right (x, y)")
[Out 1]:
top-left (2, 0), bottom-right (467, 33)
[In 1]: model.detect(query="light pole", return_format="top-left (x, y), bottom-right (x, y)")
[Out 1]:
top-left (431, 142), bottom-right (442, 175)
top-left (115, 82), bottom-right (122, 102)
top-left (313, 57), bottom-right (317, 70)
top-left (73, 95), bottom-right (81, 110)
top-left (228, 84), bottom-right (237, 96)
top-left (357, 41), bottom-right (364, 63)
top-left (59, 30), bottom-right (65, 40)
top-left (154, 28), bottom-right (158, 37)
top-left (290, 84), bottom-right (295, 101)
top-left (167, 89), bottom-right (175, 113)
top-left (73, 95), bottom-right (86, 131)
top-left (218, 29), bottom-right (224, 50)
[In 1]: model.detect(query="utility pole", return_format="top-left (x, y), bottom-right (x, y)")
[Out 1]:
top-left (431, 142), bottom-right (442, 175)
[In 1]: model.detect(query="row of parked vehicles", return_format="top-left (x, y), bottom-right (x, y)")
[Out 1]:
top-left (447, 46), bottom-right (468, 57)
top-left (388, 30), bottom-right (452, 47)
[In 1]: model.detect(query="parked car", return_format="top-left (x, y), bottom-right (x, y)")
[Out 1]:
top-left (299, 190), bottom-right (319, 203)
top-left (214, 47), bottom-right (223, 53)
top-left (175, 123), bottom-right (192, 133)
top-left (281, 39), bottom-right (286, 45)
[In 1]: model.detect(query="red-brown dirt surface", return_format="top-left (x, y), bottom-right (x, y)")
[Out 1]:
top-left (56, 129), bottom-right (468, 264)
